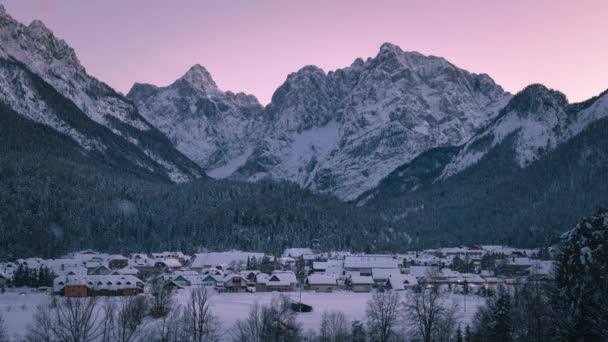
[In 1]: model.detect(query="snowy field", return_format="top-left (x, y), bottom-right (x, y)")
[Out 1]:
top-left (0, 288), bottom-right (484, 340)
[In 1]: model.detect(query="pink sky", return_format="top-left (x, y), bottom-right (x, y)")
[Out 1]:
top-left (3, 0), bottom-right (607, 104)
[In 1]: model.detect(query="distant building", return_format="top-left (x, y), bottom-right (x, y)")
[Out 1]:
top-left (306, 274), bottom-right (337, 292)
top-left (53, 275), bottom-right (144, 297)
top-left (265, 271), bottom-right (297, 292)
top-left (350, 276), bottom-right (374, 292)
top-left (108, 255), bottom-right (129, 270)
top-left (282, 248), bottom-right (314, 258)
top-left (386, 274), bottom-right (418, 291)
top-left (344, 255), bottom-right (401, 276)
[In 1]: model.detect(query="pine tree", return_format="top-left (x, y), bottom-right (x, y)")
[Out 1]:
top-left (552, 209), bottom-right (608, 341)
top-left (491, 294), bottom-right (512, 342)
top-left (456, 325), bottom-right (463, 342)
top-left (464, 325), bottom-right (471, 342)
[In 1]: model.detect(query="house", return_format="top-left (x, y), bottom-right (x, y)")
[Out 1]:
top-left (386, 274), bottom-right (418, 291)
top-left (115, 266), bottom-right (139, 276)
top-left (161, 258), bottom-right (182, 271)
top-left (54, 275), bottom-right (144, 297)
top-left (306, 274), bottom-right (337, 292)
top-left (172, 275), bottom-right (190, 287)
top-left (265, 271), bottom-right (297, 292)
top-left (240, 270), bottom-right (261, 282)
top-left (350, 276), bottom-right (374, 292)
top-left (88, 265), bottom-right (112, 275)
top-left (190, 251), bottom-right (265, 271)
top-left (344, 256), bottom-right (401, 276)
top-left (108, 255), bottom-right (129, 270)
top-left (371, 268), bottom-right (401, 287)
top-left (255, 273), bottom-right (270, 292)
top-left (217, 274), bottom-right (249, 293)
top-left (199, 274), bottom-right (220, 287)
top-left (313, 259), bottom-right (344, 276)
top-left (282, 248), bottom-right (313, 258)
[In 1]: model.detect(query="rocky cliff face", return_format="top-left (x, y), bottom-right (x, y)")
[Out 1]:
top-left (442, 85), bottom-right (608, 178)
top-left (239, 43), bottom-right (510, 199)
top-left (131, 42), bottom-right (510, 199)
top-left (128, 64), bottom-right (263, 177)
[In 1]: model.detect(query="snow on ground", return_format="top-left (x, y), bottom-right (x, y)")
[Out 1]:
top-left (0, 288), bottom-right (484, 340)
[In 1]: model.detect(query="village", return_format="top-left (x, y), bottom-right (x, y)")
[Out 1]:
top-left (0, 245), bottom-right (554, 299)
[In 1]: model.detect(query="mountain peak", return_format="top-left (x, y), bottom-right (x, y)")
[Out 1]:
top-left (0, 4), bottom-right (15, 23)
top-left (29, 19), bottom-right (48, 30)
top-left (178, 64), bottom-right (218, 91)
top-left (379, 42), bottom-right (402, 54)
top-left (27, 19), bottom-right (53, 38)
top-left (505, 84), bottom-right (568, 114)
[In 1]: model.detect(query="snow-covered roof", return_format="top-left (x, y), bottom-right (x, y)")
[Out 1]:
top-left (344, 255), bottom-right (400, 269)
top-left (240, 270), bottom-right (261, 277)
top-left (313, 259), bottom-right (344, 275)
top-left (307, 274), bottom-right (337, 286)
top-left (53, 275), bottom-right (143, 292)
top-left (387, 274), bottom-right (418, 290)
top-left (313, 262), bottom-right (327, 270)
top-left (163, 258), bottom-right (182, 268)
top-left (267, 271), bottom-right (297, 286)
top-left (115, 267), bottom-right (139, 276)
top-left (222, 273), bottom-right (249, 284)
top-left (350, 276), bottom-right (374, 285)
top-left (408, 266), bottom-right (440, 279)
top-left (255, 273), bottom-right (270, 284)
top-left (191, 251), bottom-right (265, 269)
top-left (282, 248), bottom-right (313, 257)
top-left (371, 268), bottom-right (401, 280)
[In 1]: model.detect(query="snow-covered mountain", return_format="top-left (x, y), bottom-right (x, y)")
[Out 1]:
top-left (241, 43), bottom-right (510, 199)
top-left (131, 43), bottom-right (510, 199)
top-left (0, 6), bottom-right (202, 181)
top-left (442, 85), bottom-right (608, 178)
top-left (128, 65), bottom-right (263, 177)
top-left (358, 85), bottom-right (608, 247)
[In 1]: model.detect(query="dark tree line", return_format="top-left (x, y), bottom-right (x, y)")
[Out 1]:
top-left (12, 265), bottom-right (55, 288)
top-left (365, 114), bottom-right (608, 250)
top-left (470, 209), bottom-right (608, 341)
top-left (0, 101), bottom-right (401, 260)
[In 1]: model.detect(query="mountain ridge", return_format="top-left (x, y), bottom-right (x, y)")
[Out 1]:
top-left (130, 42), bottom-right (511, 199)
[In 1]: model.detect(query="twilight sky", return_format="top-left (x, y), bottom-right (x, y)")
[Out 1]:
top-left (3, 0), bottom-right (607, 104)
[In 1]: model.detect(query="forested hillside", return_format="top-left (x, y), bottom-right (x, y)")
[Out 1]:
top-left (363, 115), bottom-right (608, 248)
top-left (0, 101), bottom-right (400, 260)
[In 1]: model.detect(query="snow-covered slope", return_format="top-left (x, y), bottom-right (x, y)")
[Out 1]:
top-left (442, 85), bottom-right (608, 178)
top-left (128, 65), bottom-right (263, 173)
top-left (234, 43), bottom-right (511, 199)
top-left (0, 6), bottom-right (202, 182)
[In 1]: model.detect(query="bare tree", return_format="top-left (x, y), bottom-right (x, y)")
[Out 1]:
top-left (0, 313), bottom-right (8, 342)
top-left (366, 291), bottom-right (401, 342)
top-left (182, 286), bottom-right (221, 342)
top-left (405, 286), bottom-right (456, 342)
top-left (150, 277), bottom-right (174, 318)
top-left (26, 297), bottom-right (104, 342)
top-left (105, 296), bottom-right (149, 342)
top-left (232, 302), bottom-right (264, 342)
top-left (231, 296), bottom-right (301, 342)
top-left (150, 307), bottom-right (184, 342)
top-left (319, 310), bottom-right (350, 342)
top-left (24, 305), bottom-right (54, 342)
